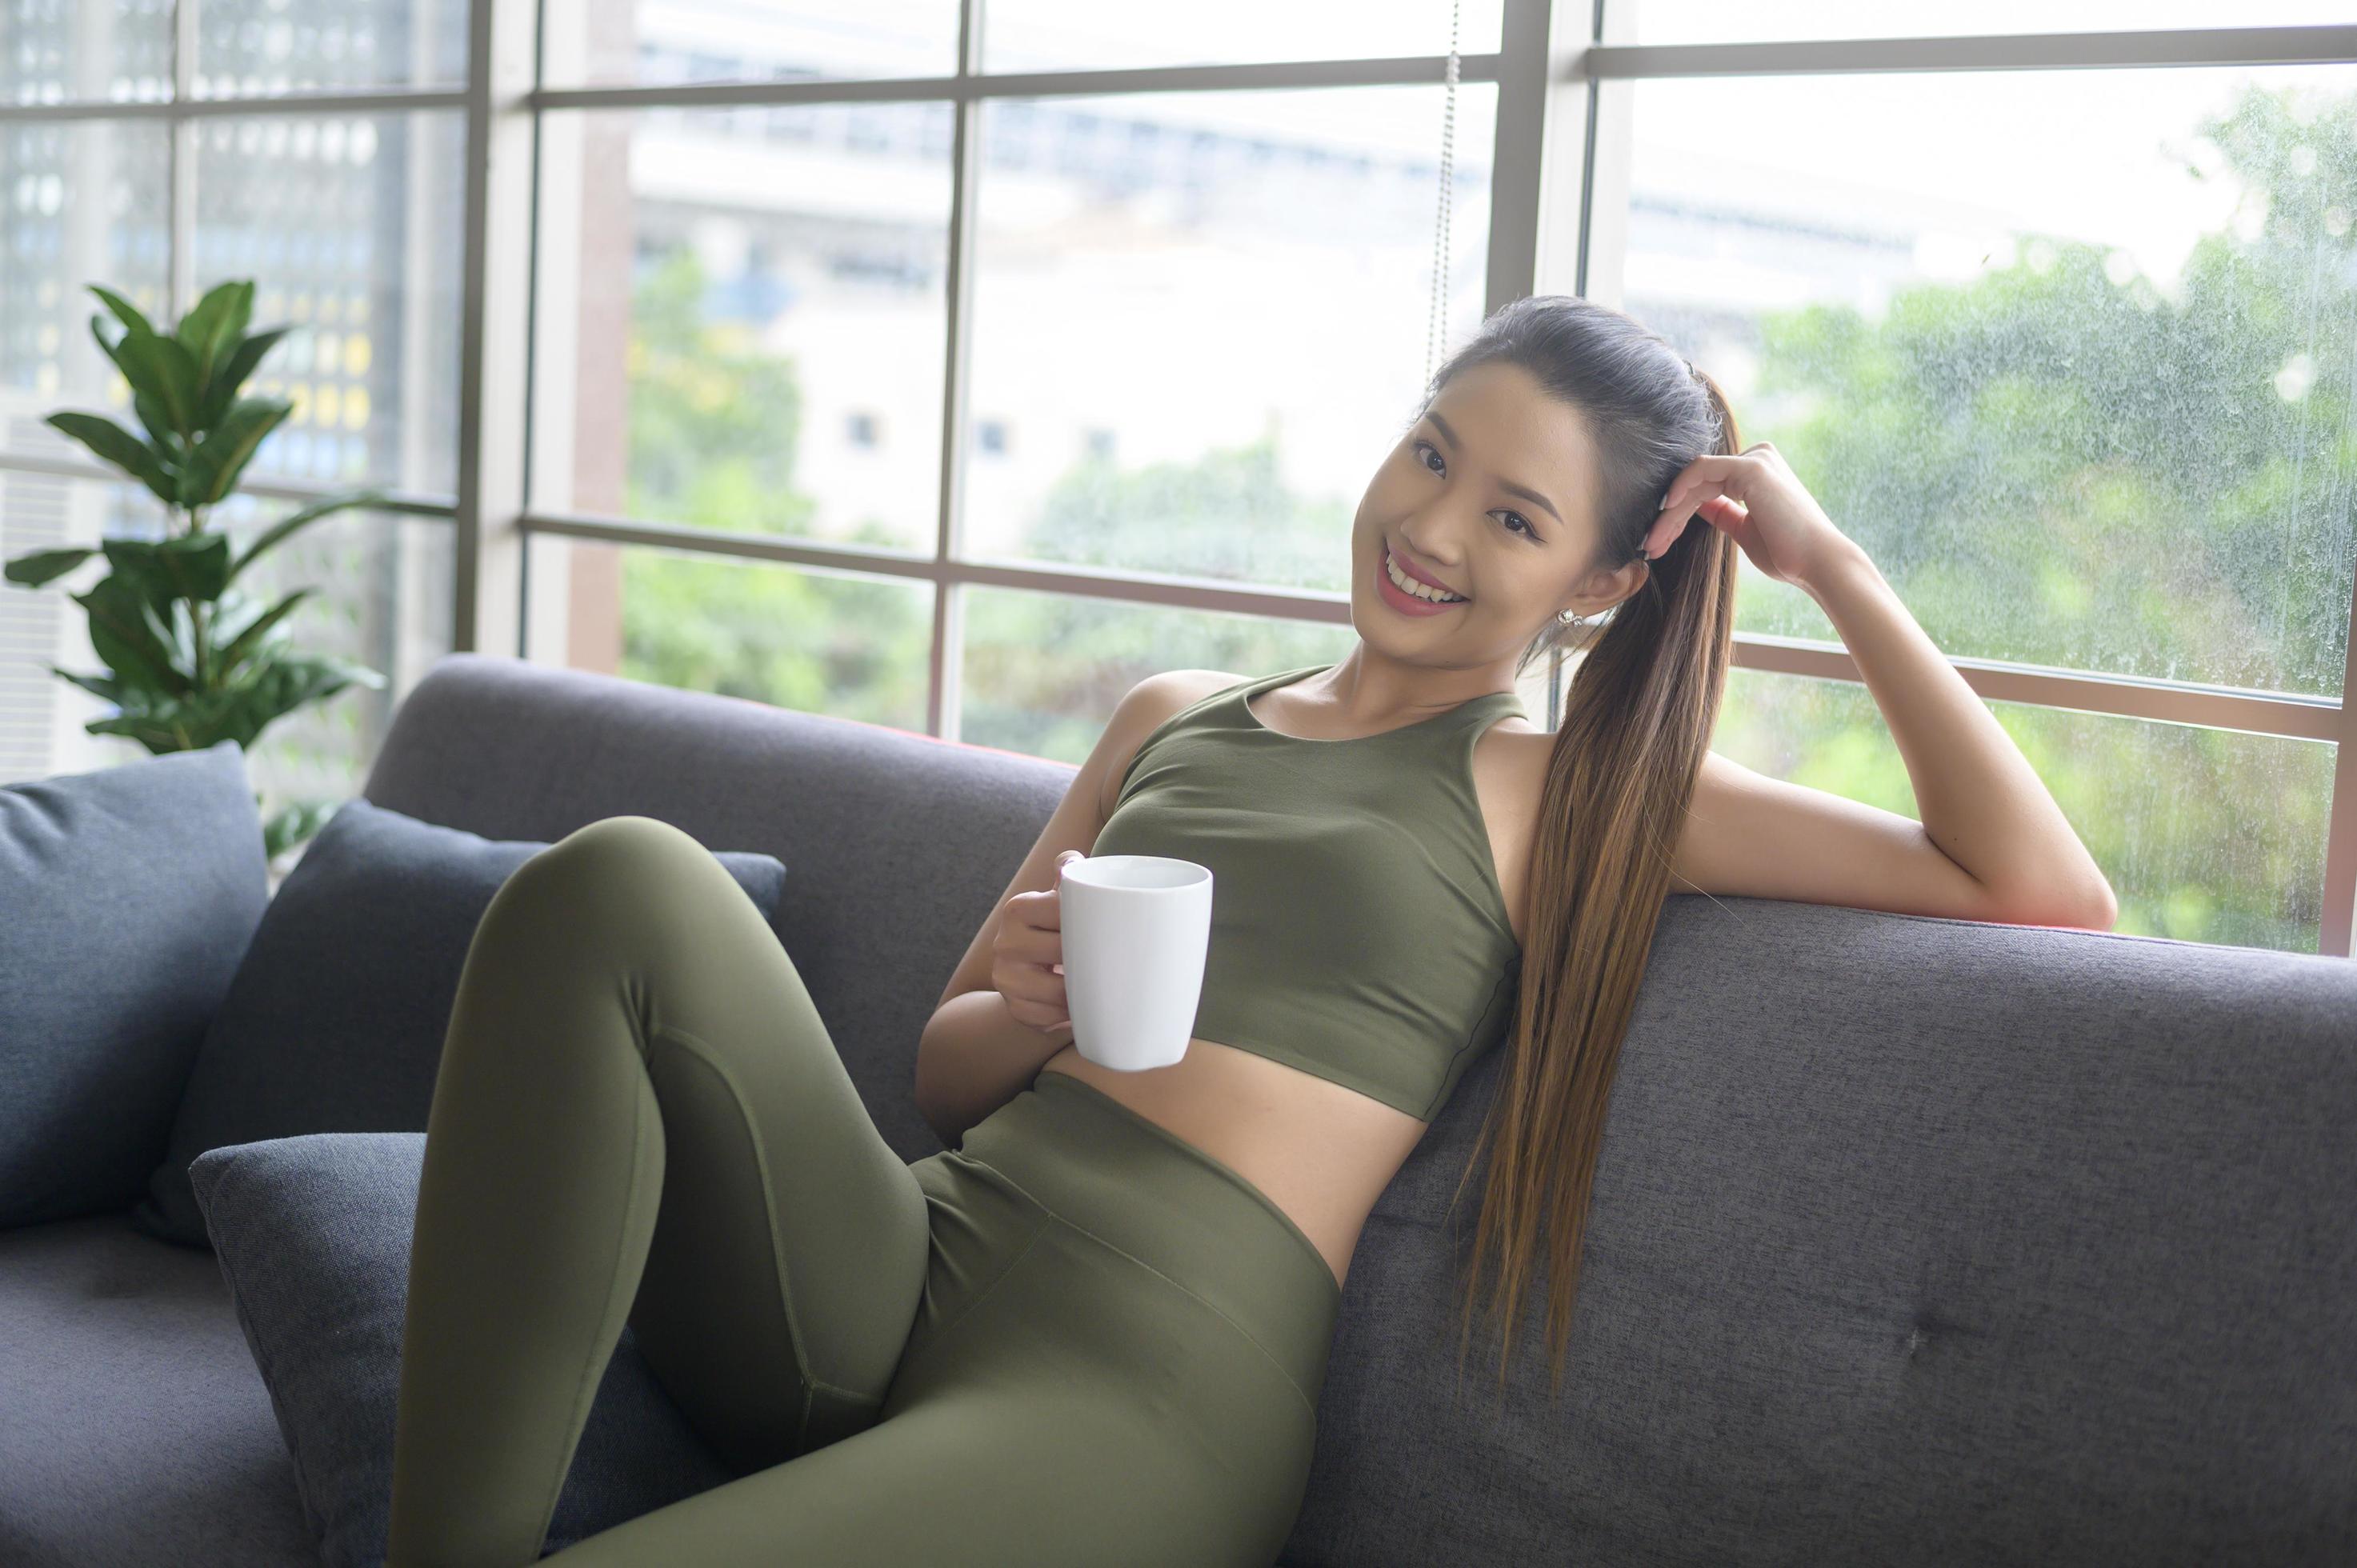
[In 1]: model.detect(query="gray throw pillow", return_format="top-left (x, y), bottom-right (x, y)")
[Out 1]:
top-left (2, 739), bottom-right (269, 1230)
top-left (190, 1132), bottom-right (739, 1568)
top-left (133, 800), bottom-right (787, 1247)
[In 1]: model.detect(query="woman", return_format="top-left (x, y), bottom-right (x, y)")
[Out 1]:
top-left (386, 294), bottom-right (2114, 1567)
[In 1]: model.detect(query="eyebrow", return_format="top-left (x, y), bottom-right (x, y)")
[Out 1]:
top-left (1423, 411), bottom-right (1564, 528)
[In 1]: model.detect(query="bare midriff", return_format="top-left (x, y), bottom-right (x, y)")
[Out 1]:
top-left (1035, 1039), bottom-right (1430, 1292)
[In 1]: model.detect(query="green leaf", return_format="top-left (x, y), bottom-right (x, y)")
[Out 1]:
top-left (4, 546), bottom-right (98, 588)
top-left (261, 797), bottom-right (343, 861)
top-left (131, 388), bottom-right (185, 458)
top-left (181, 397), bottom-right (292, 506)
top-left (214, 586), bottom-right (314, 678)
top-left (204, 586), bottom-right (270, 650)
top-left (201, 326), bottom-right (291, 427)
top-left (87, 283), bottom-right (159, 341)
top-left (225, 488), bottom-right (386, 585)
top-left (166, 650), bottom-right (382, 751)
top-left (49, 666), bottom-right (126, 706)
top-left (176, 280), bottom-right (254, 390)
top-left (72, 574), bottom-right (190, 697)
top-left (113, 330), bottom-right (203, 442)
top-left (99, 534), bottom-right (230, 614)
top-left (90, 314), bottom-right (129, 374)
top-left (78, 682), bottom-right (208, 752)
top-left (154, 529), bottom-right (234, 605)
top-left (138, 594), bottom-right (194, 681)
top-left (89, 317), bottom-right (175, 457)
top-left (43, 411), bottom-right (179, 506)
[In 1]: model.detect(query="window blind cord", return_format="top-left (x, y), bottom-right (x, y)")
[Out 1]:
top-left (1424, 0), bottom-right (1463, 391)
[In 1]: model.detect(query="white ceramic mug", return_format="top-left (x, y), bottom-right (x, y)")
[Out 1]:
top-left (1055, 854), bottom-right (1214, 1071)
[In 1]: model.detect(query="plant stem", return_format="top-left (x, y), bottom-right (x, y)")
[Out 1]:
top-left (183, 505), bottom-right (210, 689)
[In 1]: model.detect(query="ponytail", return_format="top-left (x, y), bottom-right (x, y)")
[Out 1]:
top-left (1424, 301), bottom-right (1743, 1401)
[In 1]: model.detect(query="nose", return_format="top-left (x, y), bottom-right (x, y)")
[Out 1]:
top-left (1392, 534), bottom-right (1463, 585)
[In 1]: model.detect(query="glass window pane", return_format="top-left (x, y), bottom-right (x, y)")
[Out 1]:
top-left (0, 474), bottom-right (156, 782)
top-left (966, 84), bottom-right (1495, 587)
top-left (194, 110), bottom-right (466, 497)
top-left (530, 104), bottom-right (952, 550)
top-left (1631, 1), bottom-right (2351, 45)
top-left (1715, 667), bottom-right (2334, 954)
top-left (522, 534), bottom-right (934, 726)
top-left (541, 0), bottom-right (960, 87)
top-left (982, 1), bottom-right (1501, 73)
top-left (1616, 63), bottom-right (2357, 698)
top-left (0, 473), bottom-right (453, 822)
top-left (0, 120), bottom-right (170, 426)
top-left (0, 0), bottom-right (173, 103)
top-left (959, 586), bottom-right (1558, 762)
top-left (194, 0), bottom-right (469, 94)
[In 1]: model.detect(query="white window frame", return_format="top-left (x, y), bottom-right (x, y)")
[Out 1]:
top-left (2, 4), bottom-right (2352, 954)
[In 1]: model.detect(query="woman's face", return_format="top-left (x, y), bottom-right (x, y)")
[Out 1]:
top-left (1352, 358), bottom-right (1645, 651)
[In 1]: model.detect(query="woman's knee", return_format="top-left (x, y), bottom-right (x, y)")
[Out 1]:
top-left (504, 814), bottom-right (717, 905)
top-left (550, 813), bottom-right (706, 868)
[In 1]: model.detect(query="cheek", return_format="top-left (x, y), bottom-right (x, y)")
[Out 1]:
top-left (1369, 457), bottom-right (1418, 504)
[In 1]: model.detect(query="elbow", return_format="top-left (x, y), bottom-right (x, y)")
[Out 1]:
top-left (2022, 883), bottom-right (2118, 931)
top-left (911, 1030), bottom-right (946, 1146)
top-left (2072, 870), bottom-right (2120, 930)
top-left (1977, 869), bottom-right (2116, 931)
top-left (910, 1023), bottom-right (970, 1149)
top-left (913, 1084), bottom-right (956, 1150)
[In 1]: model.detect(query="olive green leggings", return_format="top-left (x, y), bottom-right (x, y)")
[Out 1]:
top-left (385, 814), bottom-right (1342, 1568)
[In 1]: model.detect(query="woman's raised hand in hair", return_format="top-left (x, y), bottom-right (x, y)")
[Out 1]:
top-left (1644, 439), bottom-right (1859, 594)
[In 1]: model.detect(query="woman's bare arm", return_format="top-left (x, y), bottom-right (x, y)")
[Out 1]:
top-left (914, 671), bottom-right (1218, 1146)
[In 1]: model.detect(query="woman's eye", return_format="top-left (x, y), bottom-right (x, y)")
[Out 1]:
top-left (1415, 440), bottom-right (1536, 539)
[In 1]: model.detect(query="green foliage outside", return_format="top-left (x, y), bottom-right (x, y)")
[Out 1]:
top-left (615, 252), bottom-right (932, 724)
top-left (614, 83), bottom-right (2354, 953)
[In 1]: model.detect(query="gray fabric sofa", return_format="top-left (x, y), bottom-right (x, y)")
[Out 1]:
top-left (5, 649), bottom-right (2354, 1566)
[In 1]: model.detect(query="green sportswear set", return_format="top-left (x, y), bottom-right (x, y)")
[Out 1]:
top-left (385, 664), bottom-right (1527, 1567)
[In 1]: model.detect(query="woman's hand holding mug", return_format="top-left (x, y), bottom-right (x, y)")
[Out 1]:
top-left (991, 849), bottom-right (1086, 1043)
top-left (1054, 853), bottom-right (1214, 1072)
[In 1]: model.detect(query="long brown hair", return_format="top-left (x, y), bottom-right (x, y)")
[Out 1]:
top-left (1432, 294), bottom-right (1743, 1399)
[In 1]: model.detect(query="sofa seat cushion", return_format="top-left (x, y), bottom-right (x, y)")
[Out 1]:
top-left (0, 1213), bottom-right (315, 1568)
top-left (189, 1131), bottom-right (738, 1568)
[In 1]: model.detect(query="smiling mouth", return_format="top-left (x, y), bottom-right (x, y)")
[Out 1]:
top-left (1384, 544), bottom-right (1467, 603)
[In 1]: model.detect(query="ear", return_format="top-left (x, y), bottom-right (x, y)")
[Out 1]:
top-left (1569, 555), bottom-right (1648, 618)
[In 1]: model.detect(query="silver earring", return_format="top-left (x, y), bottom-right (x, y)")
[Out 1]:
top-left (1559, 608), bottom-right (1584, 629)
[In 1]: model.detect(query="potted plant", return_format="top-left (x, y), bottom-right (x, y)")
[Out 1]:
top-left (2, 279), bottom-right (390, 866)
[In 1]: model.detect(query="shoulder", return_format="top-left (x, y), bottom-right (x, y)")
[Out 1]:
top-left (1090, 670), bottom-right (1251, 825)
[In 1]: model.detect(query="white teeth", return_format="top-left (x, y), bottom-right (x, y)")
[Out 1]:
top-left (1386, 547), bottom-right (1465, 602)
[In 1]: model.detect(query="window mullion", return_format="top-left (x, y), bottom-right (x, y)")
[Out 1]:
top-left (452, 0), bottom-right (538, 658)
top-left (930, 0), bottom-right (986, 743)
top-left (2322, 573), bottom-right (2357, 957)
top-left (168, 0), bottom-right (197, 316)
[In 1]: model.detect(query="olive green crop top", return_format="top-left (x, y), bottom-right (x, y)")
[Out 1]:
top-left (1086, 663), bottom-right (1527, 1122)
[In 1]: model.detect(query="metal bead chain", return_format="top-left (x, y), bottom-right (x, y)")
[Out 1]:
top-left (1423, 0), bottom-right (1462, 391)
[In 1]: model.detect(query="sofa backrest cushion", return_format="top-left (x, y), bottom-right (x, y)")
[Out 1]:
top-left (1, 739), bottom-right (268, 1230)
top-left (130, 797), bottom-right (785, 1249)
top-left (1295, 899), bottom-right (2357, 1566)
